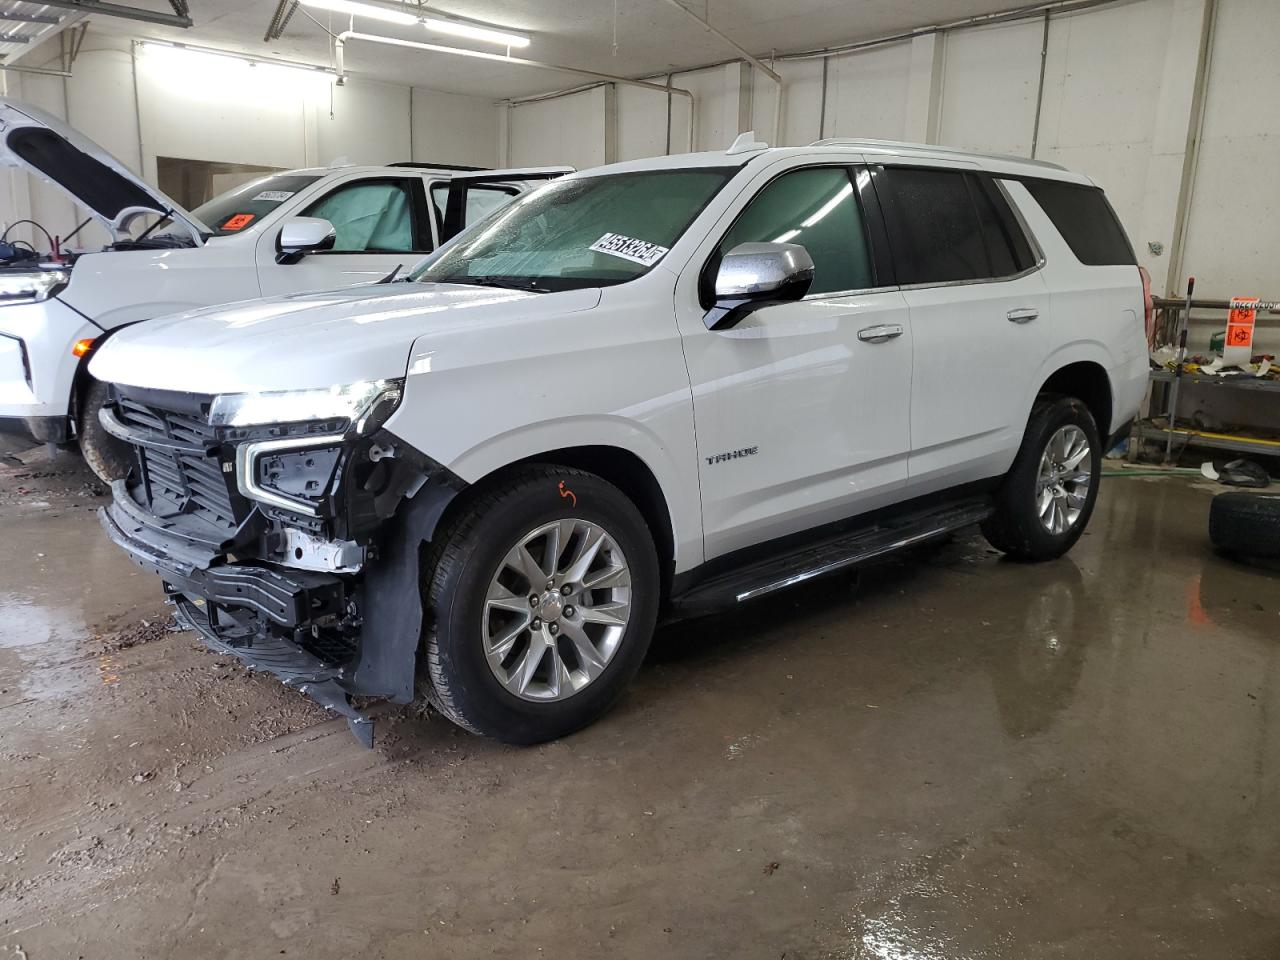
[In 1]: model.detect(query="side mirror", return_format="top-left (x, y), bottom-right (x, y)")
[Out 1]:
top-left (276, 217), bottom-right (336, 264)
top-left (704, 242), bottom-right (815, 330)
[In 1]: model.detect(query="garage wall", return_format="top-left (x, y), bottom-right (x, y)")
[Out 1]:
top-left (0, 31), bottom-right (503, 250)
top-left (502, 0), bottom-right (1276, 305)
top-left (1179, 0), bottom-right (1280, 298)
top-left (508, 86), bottom-right (608, 168)
top-left (937, 19), bottom-right (1043, 158)
top-left (822, 40), bottom-right (917, 142)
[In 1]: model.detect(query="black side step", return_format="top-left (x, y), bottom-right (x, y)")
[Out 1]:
top-left (670, 498), bottom-right (994, 616)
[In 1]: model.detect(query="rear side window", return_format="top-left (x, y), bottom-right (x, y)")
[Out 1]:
top-left (973, 176), bottom-right (1036, 276)
top-left (1022, 179), bottom-right (1135, 266)
top-left (717, 166), bottom-right (873, 295)
top-left (875, 167), bottom-right (1038, 284)
top-left (876, 167), bottom-right (992, 284)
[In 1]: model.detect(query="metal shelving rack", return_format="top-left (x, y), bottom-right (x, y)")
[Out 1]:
top-left (1138, 295), bottom-right (1280, 460)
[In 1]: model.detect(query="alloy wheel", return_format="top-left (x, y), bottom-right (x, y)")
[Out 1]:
top-left (1036, 424), bottom-right (1092, 535)
top-left (482, 518), bottom-right (632, 701)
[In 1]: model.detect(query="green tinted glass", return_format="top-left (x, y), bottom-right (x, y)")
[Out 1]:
top-left (720, 167), bottom-right (872, 295)
top-left (305, 181), bottom-right (416, 253)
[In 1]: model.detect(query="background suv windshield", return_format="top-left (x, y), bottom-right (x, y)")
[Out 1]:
top-left (192, 173), bottom-right (322, 236)
top-left (415, 168), bottom-right (733, 291)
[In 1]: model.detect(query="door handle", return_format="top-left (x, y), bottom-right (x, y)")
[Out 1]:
top-left (857, 323), bottom-right (904, 343)
top-left (1006, 307), bottom-right (1039, 323)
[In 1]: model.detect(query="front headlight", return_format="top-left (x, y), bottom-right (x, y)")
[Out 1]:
top-left (0, 269), bottom-right (70, 306)
top-left (209, 378), bottom-right (403, 433)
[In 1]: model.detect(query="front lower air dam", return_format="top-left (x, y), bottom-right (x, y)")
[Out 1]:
top-left (95, 381), bottom-right (466, 747)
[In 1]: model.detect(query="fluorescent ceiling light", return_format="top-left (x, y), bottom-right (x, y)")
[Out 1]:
top-left (139, 40), bottom-right (336, 76)
top-left (299, 0), bottom-right (417, 26)
top-left (137, 41), bottom-right (335, 98)
top-left (421, 17), bottom-right (529, 48)
top-left (300, 1), bottom-right (529, 48)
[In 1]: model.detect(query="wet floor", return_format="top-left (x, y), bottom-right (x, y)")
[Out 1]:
top-left (1, 446), bottom-right (1278, 959)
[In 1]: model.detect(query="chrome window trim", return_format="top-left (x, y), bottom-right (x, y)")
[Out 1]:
top-left (894, 259), bottom-right (1044, 293)
top-left (234, 433), bottom-right (346, 518)
top-left (802, 285), bottom-right (901, 301)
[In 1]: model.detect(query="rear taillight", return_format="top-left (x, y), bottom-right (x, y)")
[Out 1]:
top-left (1138, 265), bottom-right (1154, 342)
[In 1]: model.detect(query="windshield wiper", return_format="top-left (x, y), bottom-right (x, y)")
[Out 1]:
top-left (441, 275), bottom-right (552, 293)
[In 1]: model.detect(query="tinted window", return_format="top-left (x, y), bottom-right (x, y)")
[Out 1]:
top-left (719, 167), bottom-right (872, 295)
top-left (416, 169), bottom-right (732, 291)
top-left (877, 167), bottom-right (991, 284)
top-left (303, 179), bottom-right (420, 253)
top-left (972, 176), bottom-right (1036, 276)
top-left (192, 173), bottom-right (321, 236)
top-left (1022, 179), bottom-right (1134, 266)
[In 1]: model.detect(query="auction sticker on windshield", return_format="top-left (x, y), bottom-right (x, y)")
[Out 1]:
top-left (251, 190), bottom-right (295, 203)
top-left (589, 233), bottom-right (669, 266)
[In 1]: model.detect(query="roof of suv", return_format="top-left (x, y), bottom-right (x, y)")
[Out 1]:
top-left (284, 164), bottom-right (471, 178)
top-left (574, 138), bottom-right (1095, 187)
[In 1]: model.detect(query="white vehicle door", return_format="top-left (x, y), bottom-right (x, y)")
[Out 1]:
top-left (675, 160), bottom-right (913, 560)
top-left (868, 161), bottom-right (1051, 491)
top-left (256, 173), bottom-right (435, 296)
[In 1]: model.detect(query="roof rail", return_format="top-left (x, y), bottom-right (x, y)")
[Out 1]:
top-left (808, 138), bottom-right (1066, 170)
top-left (390, 161), bottom-right (489, 172)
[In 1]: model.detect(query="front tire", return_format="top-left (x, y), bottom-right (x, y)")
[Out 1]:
top-left (420, 465), bottom-right (660, 744)
top-left (78, 378), bottom-right (133, 483)
top-left (982, 396), bottom-right (1102, 561)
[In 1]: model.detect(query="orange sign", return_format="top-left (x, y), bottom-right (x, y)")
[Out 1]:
top-left (1226, 297), bottom-right (1258, 349)
top-left (221, 213), bottom-right (255, 231)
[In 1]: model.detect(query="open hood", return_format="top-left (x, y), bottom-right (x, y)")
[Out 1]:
top-left (0, 97), bottom-right (210, 244)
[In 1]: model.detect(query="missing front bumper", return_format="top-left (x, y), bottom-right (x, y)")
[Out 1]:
top-left (99, 487), bottom-right (376, 745)
top-left (172, 597), bottom-right (374, 747)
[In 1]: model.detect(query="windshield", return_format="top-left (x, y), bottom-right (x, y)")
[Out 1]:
top-left (192, 173), bottom-right (322, 236)
top-left (413, 168), bottom-right (735, 291)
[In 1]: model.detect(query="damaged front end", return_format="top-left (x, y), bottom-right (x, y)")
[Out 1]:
top-left (97, 381), bottom-right (462, 746)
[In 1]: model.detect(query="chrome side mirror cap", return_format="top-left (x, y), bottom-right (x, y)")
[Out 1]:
top-left (705, 242), bottom-right (815, 330)
top-left (276, 217), bottom-right (336, 264)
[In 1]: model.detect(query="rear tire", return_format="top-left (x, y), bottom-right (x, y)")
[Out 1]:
top-left (1209, 492), bottom-right (1280, 560)
top-left (419, 465), bottom-right (660, 744)
top-left (982, 396), bottom-right (1102, 561)
top-left (78, 378), bottom-right (132, 484)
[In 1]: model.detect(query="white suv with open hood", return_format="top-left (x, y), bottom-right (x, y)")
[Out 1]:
top-left (0, 96), bottom-right (566, 477)
top-left (89, 135), bottom-right (1150, 746)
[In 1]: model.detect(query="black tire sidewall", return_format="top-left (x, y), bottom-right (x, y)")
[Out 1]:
top-left (429, 470), bottom-right (659, 743)
top-left (1209, 492), bottom-right (1280, 558)
top-left (78, 379), bottom-right (133, 483)
top-left (987, 397), bottom-right (1102, 560)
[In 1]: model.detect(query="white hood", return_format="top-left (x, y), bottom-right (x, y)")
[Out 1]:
top-left (0, 97), bottom-right (209, 243)
top-left (89, 282), bottom-right (602, 394)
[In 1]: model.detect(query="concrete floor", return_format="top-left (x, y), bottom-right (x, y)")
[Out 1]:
top-left (2, 444), bottom-right (1279, 959)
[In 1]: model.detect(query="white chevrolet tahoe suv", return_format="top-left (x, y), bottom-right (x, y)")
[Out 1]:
top-left (89, 134), bottom-right (1150, 746)
top-left (0, 96), bottom-right (565, 478)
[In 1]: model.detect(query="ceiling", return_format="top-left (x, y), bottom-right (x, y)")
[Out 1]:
top-left (22, 0), bottom-right (1038, 99)
top-left (0, 1), bottom-right (84, 66)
